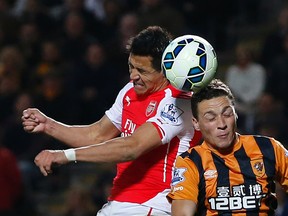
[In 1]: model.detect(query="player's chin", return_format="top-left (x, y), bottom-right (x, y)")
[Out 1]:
top-left (133, 84), bottom-right (147, 95)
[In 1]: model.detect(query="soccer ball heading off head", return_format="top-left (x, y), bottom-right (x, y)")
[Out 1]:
top-left (162, 35), bottom-right (218, 92)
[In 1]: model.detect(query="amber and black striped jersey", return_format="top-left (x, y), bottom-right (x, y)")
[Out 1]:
top-left (167, 134), bottom-right (288, 215)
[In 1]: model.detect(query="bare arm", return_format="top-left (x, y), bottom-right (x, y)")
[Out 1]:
top-left (171, 200), bottom-right (197, 216)
top-left (22, 108), bottom-right (120, 147)
top-left (75, 122), bottom-right (161, 162)
top-left (34, 122), bottom-right (162, 176)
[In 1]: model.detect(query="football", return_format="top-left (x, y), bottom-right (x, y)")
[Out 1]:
top-left (162, 35), bottom-right (218, 92)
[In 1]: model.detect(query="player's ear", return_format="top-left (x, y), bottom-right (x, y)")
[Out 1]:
top-left (192, 117), bottom-right (200, 131)
top-left (233, 107), bottom-right (238, 120)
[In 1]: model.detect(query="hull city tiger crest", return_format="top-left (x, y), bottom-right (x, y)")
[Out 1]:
top-left (251, 158), bottom-right (265, 177)
top-left (146, 101), bottom-right (157, 117)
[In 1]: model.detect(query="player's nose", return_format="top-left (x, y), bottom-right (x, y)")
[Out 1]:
top-left (130, 69), bottom-right (140, 80)
top-left (217, 116), bottom-right (227, 130)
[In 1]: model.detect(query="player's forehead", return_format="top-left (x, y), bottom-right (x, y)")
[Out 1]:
top-left (128, 54), bottom-right (154, 69)
top-left (198, 96), bottom-right (233, 115)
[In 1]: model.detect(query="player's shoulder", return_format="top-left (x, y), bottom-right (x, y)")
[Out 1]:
top-left (239, 134), bottom-right (284, 152)
top-left (179, 144), bottom-right (204, 159)
top-left (117, 81), bottom-right (135, 98)
top-left (167, 84), bottom-right (192, 99)
top-left (122, 81), bottom-right (134, 92)
top-left (240, 134), bottom-right (277, 144)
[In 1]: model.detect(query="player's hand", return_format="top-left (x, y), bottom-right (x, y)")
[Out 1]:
top-left (34, 150), bottom-right (69, 176)
top-left (22, 108), bottom-right (48, 133)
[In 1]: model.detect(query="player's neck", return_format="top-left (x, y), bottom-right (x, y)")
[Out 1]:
top-left (156, 78), bottom-right (170, 92)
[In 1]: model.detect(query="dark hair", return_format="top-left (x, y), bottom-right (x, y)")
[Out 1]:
top-left (126, 26), bottom-right (172, 71)
top-left (191, 79), bottom-right (235, 119)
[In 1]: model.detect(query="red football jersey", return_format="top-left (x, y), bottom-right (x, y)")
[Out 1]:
top-left (105, 82), bottom-right (201, 211)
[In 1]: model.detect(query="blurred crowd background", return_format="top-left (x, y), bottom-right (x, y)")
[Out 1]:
top-left (1, 0), bottom-right (288, 215)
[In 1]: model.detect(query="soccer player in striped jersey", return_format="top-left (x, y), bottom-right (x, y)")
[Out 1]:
top-left (21, 26), bottom-right (201, 215)
top-left (167, 79), bottom-right (288, 215)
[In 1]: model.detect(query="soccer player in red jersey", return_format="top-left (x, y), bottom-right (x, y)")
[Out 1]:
top-left (168, 79), bottom-right (288, 216)
top-left (22, 26), bottom-right (201, 215)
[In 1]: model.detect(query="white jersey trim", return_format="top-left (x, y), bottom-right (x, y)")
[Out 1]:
top-left (105, 82), bottom-right (133, 131)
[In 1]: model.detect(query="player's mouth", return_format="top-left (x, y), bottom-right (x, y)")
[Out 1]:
top-left (133, 82), bottom-right (144, 88)
top-left (217, 133), bottom-right (229, 139)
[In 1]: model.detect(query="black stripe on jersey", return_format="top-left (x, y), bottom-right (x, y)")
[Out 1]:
top-left (254, 136), bottom-right (277, 213)
top-left (212, 152), bottom-right (230, 186)
top-left (180, 150), bottom-right (189, 158)
top-left (234, 145), bottom-right (259, 215)
top-left (188, 149), bottom-right (207, 216)
top-left (253, 136), bottom-right (276, 178)
top-left (211, 152), bottom-right (232, 216)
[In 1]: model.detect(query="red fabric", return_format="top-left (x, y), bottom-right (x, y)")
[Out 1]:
top-left (0, 147), bottom-right (22, 210)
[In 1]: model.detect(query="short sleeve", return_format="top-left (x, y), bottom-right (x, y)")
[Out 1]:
top-left (147, 89), bottom-right (195, 144)
top-left (273, 138), bottom-right (288, 192)
top-left (105, 83), bottom-right (133, 131)
top-left (167, 154), bottom-right (200, 204)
